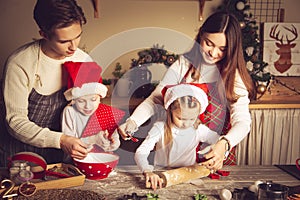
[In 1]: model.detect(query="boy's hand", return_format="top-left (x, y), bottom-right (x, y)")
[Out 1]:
top-left (94, 130), bottom-right (111, 149)
top-left (94, 130), bottom-right (120, 151)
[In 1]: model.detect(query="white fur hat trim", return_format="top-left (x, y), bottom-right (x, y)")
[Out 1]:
top-left (164, 84), bottom-right (208, 114)
top-left (64, 82), bottom-right (108, 101)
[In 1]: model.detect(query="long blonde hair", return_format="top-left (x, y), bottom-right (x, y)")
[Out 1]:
top-left (163, 96), bottom-right (201, 165)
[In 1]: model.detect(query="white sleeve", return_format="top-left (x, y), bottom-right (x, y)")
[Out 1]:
top-left (225, 72), bottom-right (251, 147)
top-left (130, 56), bottom-right (189, 127)
top-left (134, 123), bottom-right (163, 172)
top-left (197, 125), bottom-right (220, 144)
top-left (61, 106), bottom-right (77, 137)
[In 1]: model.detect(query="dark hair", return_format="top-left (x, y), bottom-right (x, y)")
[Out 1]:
top-left (184, 11), bottom-right (256, 102)
top-left (33, 0), bottom-right (86, 35)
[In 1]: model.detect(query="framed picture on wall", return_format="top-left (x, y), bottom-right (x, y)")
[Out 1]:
top-left (263, 22), bottom-right (300, 76)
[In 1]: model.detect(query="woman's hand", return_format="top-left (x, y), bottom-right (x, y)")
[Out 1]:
top-left (60, 134), bottom-right (88, 160)
top-left (144, 171), bottom-right (163, 190)
top-left (118, 119), bottom-right (138, 140)
top-left (201, 139), bottom-right (228, 171)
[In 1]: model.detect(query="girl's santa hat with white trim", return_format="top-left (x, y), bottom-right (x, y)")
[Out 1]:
top-left (63, 61), bottom-right (108, 101)
top-left (162, 83), bottom-right (209, 114)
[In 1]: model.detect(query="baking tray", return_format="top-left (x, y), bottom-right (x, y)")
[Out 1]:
top-left (0, 163), bottom-right (85, 194)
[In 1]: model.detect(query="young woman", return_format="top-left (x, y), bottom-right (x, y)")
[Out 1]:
top-left (135, 84), bottom-right (219, 190)
top-left (119, 11), bottom-right (255, 171)
top-left (1, 0), bottom-right (92, 166)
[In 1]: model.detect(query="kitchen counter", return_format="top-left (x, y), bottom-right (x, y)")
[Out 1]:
top-left (72, 165), bottom-right (300, 200)
top-left (1, 165), bottom-right (299, 199)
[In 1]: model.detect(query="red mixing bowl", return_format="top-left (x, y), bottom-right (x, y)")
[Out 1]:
top-left (73, 152), bottom-right (119, 180)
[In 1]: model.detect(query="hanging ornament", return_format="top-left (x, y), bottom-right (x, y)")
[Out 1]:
top-left (253, 62), bottom-right (261, 69)
top-left (92, 0), bottom-right (100, 18)
top-left (256, 84), bottom-right (267, 94)
top-left (145, 54), bottom-right (153, 63)
top-left (246, 46), bottom-right (254, 57)
top-left (246, 62), bottom-right (254, 71)
top-left (251, 54), bottom-right (258, 62)
top-left (236, 1), bottom-right (245, 10)
top-left (198, 0), bottom-right (206, 21)
top-left (240, 21), bottom-right (246, 29)
top-left (166, 55), bottom-right (175, 65)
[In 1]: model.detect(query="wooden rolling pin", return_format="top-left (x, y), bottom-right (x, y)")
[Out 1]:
top-left (146, 164), bottom-right (210, 188)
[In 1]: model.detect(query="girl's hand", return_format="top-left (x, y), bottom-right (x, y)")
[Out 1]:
top-left (144, 171), bottom-right (163, 191)
top-left (201, 139), bottom-right (228, 171)
top-left (60, 134), bottom-right (88, 160)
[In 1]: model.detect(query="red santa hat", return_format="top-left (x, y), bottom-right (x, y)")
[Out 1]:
top-left (161, 83), bottom-right (209, 114)
top-left (63, 61), bottom-right (108, 101)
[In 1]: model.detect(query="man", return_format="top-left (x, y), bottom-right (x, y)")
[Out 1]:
top-left (1, 0), bottom-right (92, 166)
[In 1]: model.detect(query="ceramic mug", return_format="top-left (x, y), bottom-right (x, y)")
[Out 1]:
top-left (115, 78), bottom-right (133, 97)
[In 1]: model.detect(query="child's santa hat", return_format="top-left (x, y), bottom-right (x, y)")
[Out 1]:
top-left (63, 61), bottom-right (108, 101)
top-left (162, 83), bottom-right (209, 114)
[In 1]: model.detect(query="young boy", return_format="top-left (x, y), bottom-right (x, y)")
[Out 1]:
top-left (62, 61), bottom-right (125, 162)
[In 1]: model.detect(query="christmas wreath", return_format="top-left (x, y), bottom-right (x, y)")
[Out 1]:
top-left (130, 45), bottom-right (179, 68)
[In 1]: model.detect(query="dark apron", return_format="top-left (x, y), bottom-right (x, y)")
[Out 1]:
top-left (0, 88), bottom-right (67, 167)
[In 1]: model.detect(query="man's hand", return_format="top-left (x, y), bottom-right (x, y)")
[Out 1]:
top-left (60, 134), bottom-right (88, 160)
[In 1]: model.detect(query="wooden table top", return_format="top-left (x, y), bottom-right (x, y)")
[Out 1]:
top-left (72, 165), bottom-right (300, 200)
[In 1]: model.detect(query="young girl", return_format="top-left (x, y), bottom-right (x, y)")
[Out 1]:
top-left (134, 84), bottom-right (219, 190)
top-left (61, 61), bottom-right (125, 162)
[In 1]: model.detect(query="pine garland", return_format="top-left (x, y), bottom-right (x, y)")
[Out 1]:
top-left (130, 44), bottom-right (178, 68)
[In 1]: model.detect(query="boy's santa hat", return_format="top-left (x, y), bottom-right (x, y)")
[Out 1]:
top-left (162, 83), bottom-right (209, 114)
top-left (63, 61), bottom-right (108, 101)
